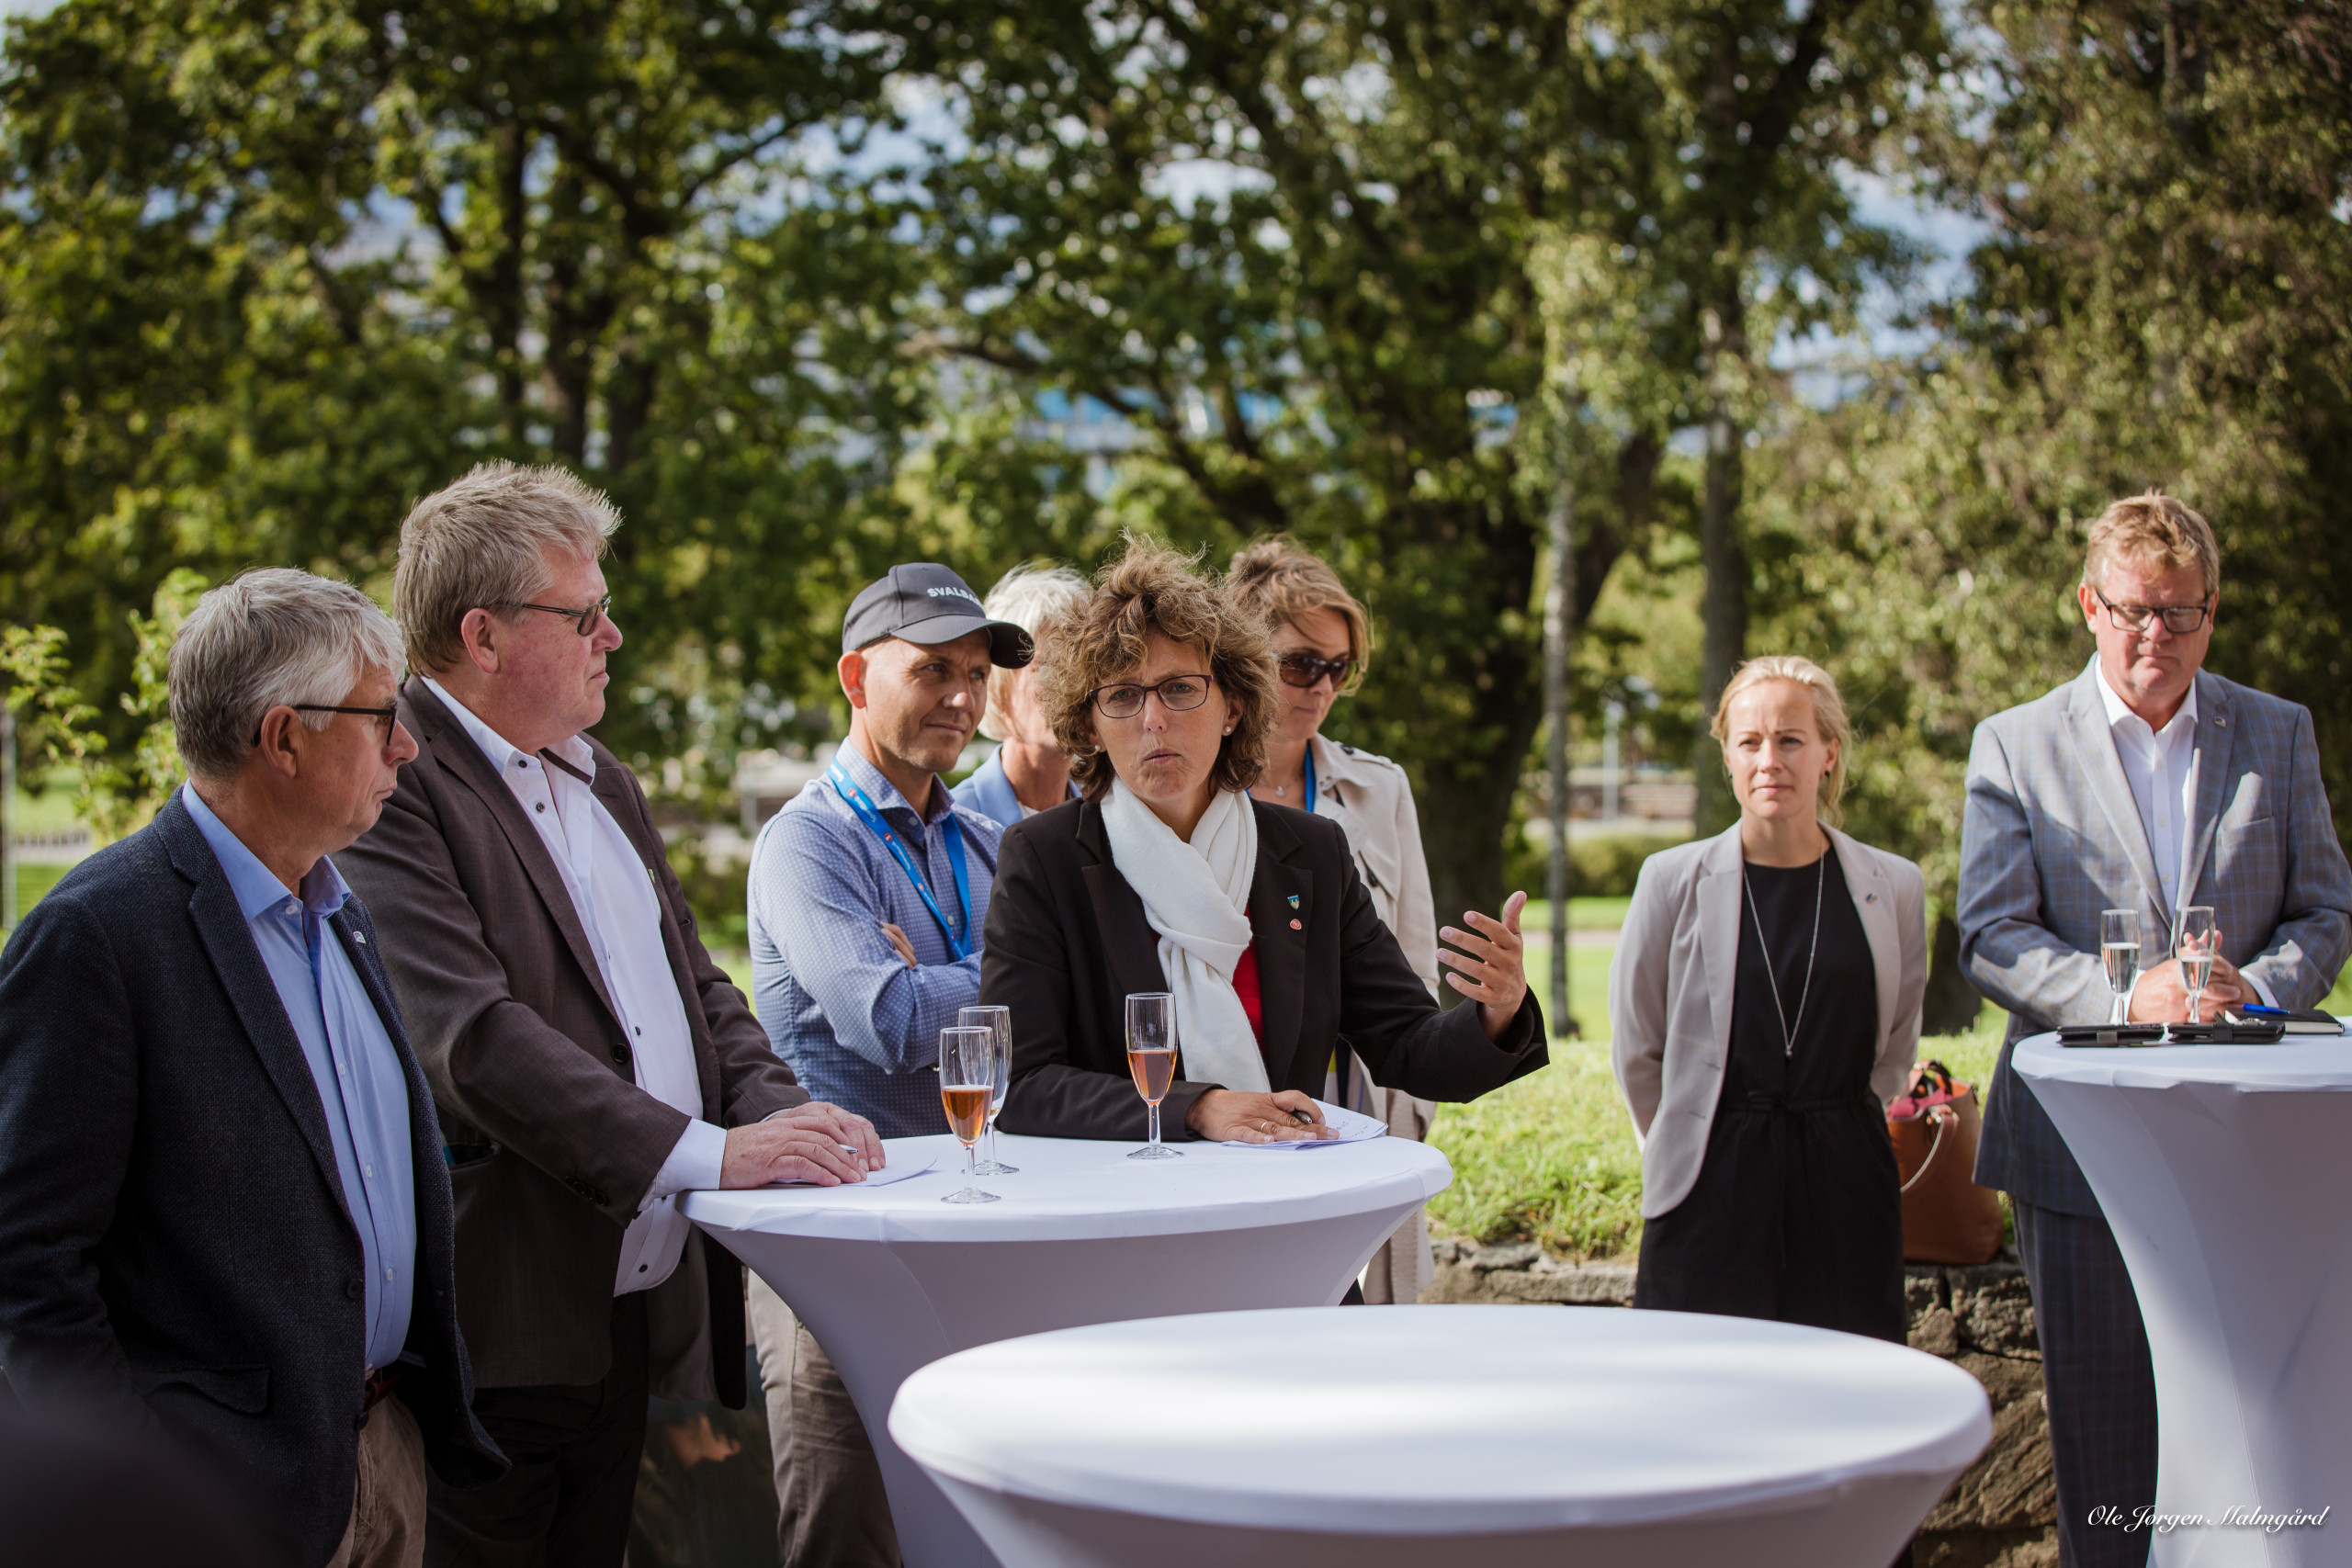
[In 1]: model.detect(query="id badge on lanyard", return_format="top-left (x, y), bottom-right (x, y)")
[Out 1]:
top-left (828, 763), bottom-right (974, 961)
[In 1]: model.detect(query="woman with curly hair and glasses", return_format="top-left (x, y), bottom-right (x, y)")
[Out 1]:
top-left (982, 536), bottom-right (1547, 1149)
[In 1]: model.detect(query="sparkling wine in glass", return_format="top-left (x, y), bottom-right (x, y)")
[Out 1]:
top-left (2100, 909), bottom-right (2142, 1023)
top-left (1125, 992), bottom-right (1182, 1160)
top-left (958, 1005), bottom-right (1018, 1176)
top-left (2176, 905), bottom-right (2219, 1023)
top-left (938, 1026), bottom-right (1001, 1203)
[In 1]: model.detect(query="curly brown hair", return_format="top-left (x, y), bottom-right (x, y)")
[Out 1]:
top-left (1227, 536), bottom-right (1373, 696)
top-left (1039, 536), bottom-right (1279, 801)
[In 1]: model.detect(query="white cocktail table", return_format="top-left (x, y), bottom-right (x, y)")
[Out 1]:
top-left (2015, 1032), bottom-right (2352, 1566)
top-left (889, 1303), bottom-right (1991, 1567)
top-left (684, 1130), bottom-right (1450, 1568)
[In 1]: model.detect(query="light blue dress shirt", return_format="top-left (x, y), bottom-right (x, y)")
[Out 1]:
top-left (748, 744), bottom-right (1001, 1137)
top-left (182, 784), bottom-right (417, 1371)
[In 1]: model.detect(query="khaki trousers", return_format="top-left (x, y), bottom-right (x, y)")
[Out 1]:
top-left (748, 1275), bottom-right (899, 1568)
top-left (328, 1393), bottom-right (429, 1568)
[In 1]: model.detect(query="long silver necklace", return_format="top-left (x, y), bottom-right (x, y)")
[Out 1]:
top-left (1743, 855), bottom-right (1825, 1057)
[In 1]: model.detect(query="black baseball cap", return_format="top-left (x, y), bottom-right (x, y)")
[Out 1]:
top-left (842, 563), bottom-right (1034, 667)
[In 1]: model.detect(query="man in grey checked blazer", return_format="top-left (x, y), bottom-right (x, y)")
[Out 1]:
top-left (1961, 492), bottom-right (2352, 1568)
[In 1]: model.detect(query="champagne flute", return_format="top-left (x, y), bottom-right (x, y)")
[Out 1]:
top-left (959, 1004), bottom-right (1018, 1176)
top-left (937, 1026), bottom-right (1001, 1203)
top-left (2176, 905), bottom-right (2219, 1024)
top-left (2100, 909), bottom-right (2143, 1024)
top-left (1125, 992), bottom-right (1182, 1160)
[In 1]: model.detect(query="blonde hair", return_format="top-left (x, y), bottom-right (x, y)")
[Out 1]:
top-left (1710, 655), bottom-right (1854, 829)
top-left (1226, 536), bottom-right (1372, 694)
top-left (393, 462), bottom-right (620, 673)
top-left (2083, 490), bottom-right (2221, 599)
top-left (978, 562), bottom-right (1091, 742)
top-left (1037, 536), bottom-right (1279, 801)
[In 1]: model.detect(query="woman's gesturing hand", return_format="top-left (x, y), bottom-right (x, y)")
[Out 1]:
top-left (1185, 1088), bottom-right (1335, 1143)
top-left (1441, 889), bottom-right (1531, 1041)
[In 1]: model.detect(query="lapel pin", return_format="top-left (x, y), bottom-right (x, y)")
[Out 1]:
top-left (354, 931), bottom-right (368, 943)
top-left (1286, 894), bottom-right (1301, 909)
top-left (1290, 919), bottom-right (1303, 930)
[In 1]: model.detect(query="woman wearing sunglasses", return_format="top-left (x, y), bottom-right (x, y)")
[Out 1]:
top-left (1227, 537), bottom-right (1445, 1303)
top-left (982, 537), bottom-right (1546, 1170)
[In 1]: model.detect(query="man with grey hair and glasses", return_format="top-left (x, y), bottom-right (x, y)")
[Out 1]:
top-left (340, 461), bottom-right (880, 1567)
top-left (1960, 490), bottom-right (2352, 1568)
top-left (0, 568), bottom-right (504, 1568)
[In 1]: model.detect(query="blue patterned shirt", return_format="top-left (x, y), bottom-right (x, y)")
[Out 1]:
top-left (748, 745), bottom-right (1002, 1137)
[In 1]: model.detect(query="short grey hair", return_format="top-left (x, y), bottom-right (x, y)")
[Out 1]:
top-left (394, 461), bottom-right (619, 673)
top-left (169, 569), bottom-right (405, 782)
top-left (979, 563), bottom-right (1092, 741)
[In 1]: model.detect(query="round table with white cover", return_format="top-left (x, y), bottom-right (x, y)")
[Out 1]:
top-left (888, 1303), bottom-right (1992, 1568)
top-left (683, 1129), bottom-right (1451, 1568)
top-left (2014, 1032), bottom-right (2352, 1566)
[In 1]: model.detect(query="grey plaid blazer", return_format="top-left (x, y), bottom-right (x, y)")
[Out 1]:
top-left (1962, 664), bottom-right (2352, 1213)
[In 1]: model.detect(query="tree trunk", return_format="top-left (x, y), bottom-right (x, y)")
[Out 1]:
top-left (1693, 288), bottom-right (1748, 837)
top-left (1543, 468), bottom-right (1576, 1032)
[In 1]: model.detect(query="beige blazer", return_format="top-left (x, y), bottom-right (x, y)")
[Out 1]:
top-left (1309, 734), bottom-right (1441, 996)
top-left (1307, 735), bottom-right (1442, 1303)
top-left (1609, 822), bottom-right (1926, 1218)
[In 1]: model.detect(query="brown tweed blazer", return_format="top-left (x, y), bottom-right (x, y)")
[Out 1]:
top-left (339, 678), bottom-right (804, 1405)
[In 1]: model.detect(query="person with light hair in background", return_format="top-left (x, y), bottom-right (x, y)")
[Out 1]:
top-left (0, 569), bottom-right (505, 1568)
top-left (1611, 656), bottom-right (1928, 1346)
top-left (1960, 490), bottom-right (2352, 1568)
top-left (1227, 536), bottom-right (1444, 1304)
top-left (953, 562), bottom-right (1091, 829)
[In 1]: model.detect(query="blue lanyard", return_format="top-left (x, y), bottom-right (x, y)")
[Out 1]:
top-left (828, 762), bottom-right (974, 961)
top-left (1302, 748), bottom-right (1317, 813)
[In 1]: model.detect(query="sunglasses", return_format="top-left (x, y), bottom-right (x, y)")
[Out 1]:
top-left (1277, 652), bottom-right (1357, 689)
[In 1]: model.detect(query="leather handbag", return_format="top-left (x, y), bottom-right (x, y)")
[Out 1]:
top-left (1887, 1060), bottom-right (2006, 1265)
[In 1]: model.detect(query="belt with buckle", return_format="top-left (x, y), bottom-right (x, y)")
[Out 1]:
top-left (363, 1366), bottom-right (403, 1416)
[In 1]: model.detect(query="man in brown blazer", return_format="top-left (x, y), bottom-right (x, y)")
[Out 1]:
top-left (341, 462), bottom-right (883, 1567)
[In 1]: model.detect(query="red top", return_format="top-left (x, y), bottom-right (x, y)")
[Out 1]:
top-left (1231, 924), bottom-right (1266, 1045)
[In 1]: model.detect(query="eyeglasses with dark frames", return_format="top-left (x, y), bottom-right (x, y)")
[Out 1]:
top-left (2092, 587), bottom-right (2213, 636)
top-left (1089, 673), bottom-right (1218, 719)
top-left (251, 704), bottom-right (401, 746)
top-left (491, 592), bottom-right (614, 637)
top-left (1276, 652), bottom-right (1358, 690)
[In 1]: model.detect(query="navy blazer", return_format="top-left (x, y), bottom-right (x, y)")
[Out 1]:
top-left (0, 795), bottom-right (503, 1567)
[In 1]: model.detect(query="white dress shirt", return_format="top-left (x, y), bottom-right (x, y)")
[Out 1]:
top-left (425, 678), bottom-right (727, 1294)
top-left (2092, 659), bottom-right (2274, 1005)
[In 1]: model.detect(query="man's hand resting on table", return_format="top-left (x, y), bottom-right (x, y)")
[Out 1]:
top-left (719, 1101), bottom-right (887, 1187)
top-left (1186, 1089), bottom-right (1335, 1144)
top-left (2126, 942), bottom-right (2249, 1023)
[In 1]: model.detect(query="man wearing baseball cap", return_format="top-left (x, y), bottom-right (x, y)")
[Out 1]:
top-left (743, 563), bottom-right (1033, 1566)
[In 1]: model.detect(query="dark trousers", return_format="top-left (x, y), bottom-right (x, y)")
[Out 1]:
top-left (2014, 1199), bottom-right (2157, 1568)
top-left (425, 1292), bottom-right (650, 1568)
top-left (781, 1323), bottom-right (899, 1568)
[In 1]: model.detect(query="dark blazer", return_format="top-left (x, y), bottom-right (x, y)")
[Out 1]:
top-left (0, 795), bottom-right (503, 1568)
top-left (984, 795), bottom-right (1547, 1138)
top-left (338, 679), bottom-right (804, 1406)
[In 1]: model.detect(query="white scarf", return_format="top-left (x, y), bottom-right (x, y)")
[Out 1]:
top-left (1101, 779), bottom-right (1272, 1093)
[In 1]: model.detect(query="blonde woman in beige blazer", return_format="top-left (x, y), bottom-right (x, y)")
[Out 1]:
top-left (1232, 538), bottom-right (1442, 1304)
top-left (1609, 656), bottom-right (1926, 1342)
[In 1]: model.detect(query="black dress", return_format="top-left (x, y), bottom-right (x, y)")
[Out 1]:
top-left (1633, 843), bottom-right (1906, 1343)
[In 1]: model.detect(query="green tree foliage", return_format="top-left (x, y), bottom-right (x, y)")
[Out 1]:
top-left (878, 0), bottom-right (1693, 919)
top-left (0, 0), bottom-right (1030, 803)
top-left (1746, 0), bottom-right (2352, 1021)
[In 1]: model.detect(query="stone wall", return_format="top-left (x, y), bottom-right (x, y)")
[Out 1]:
top-left (1425, 1238), bottom-right (2058, 1566)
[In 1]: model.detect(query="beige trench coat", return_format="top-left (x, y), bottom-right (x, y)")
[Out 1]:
top-left (1307, 734), bottom-right (1442, 1303)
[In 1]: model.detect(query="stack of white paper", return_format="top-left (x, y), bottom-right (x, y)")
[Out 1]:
top-left (1220, 1100), bottom-right (1387, 1149)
